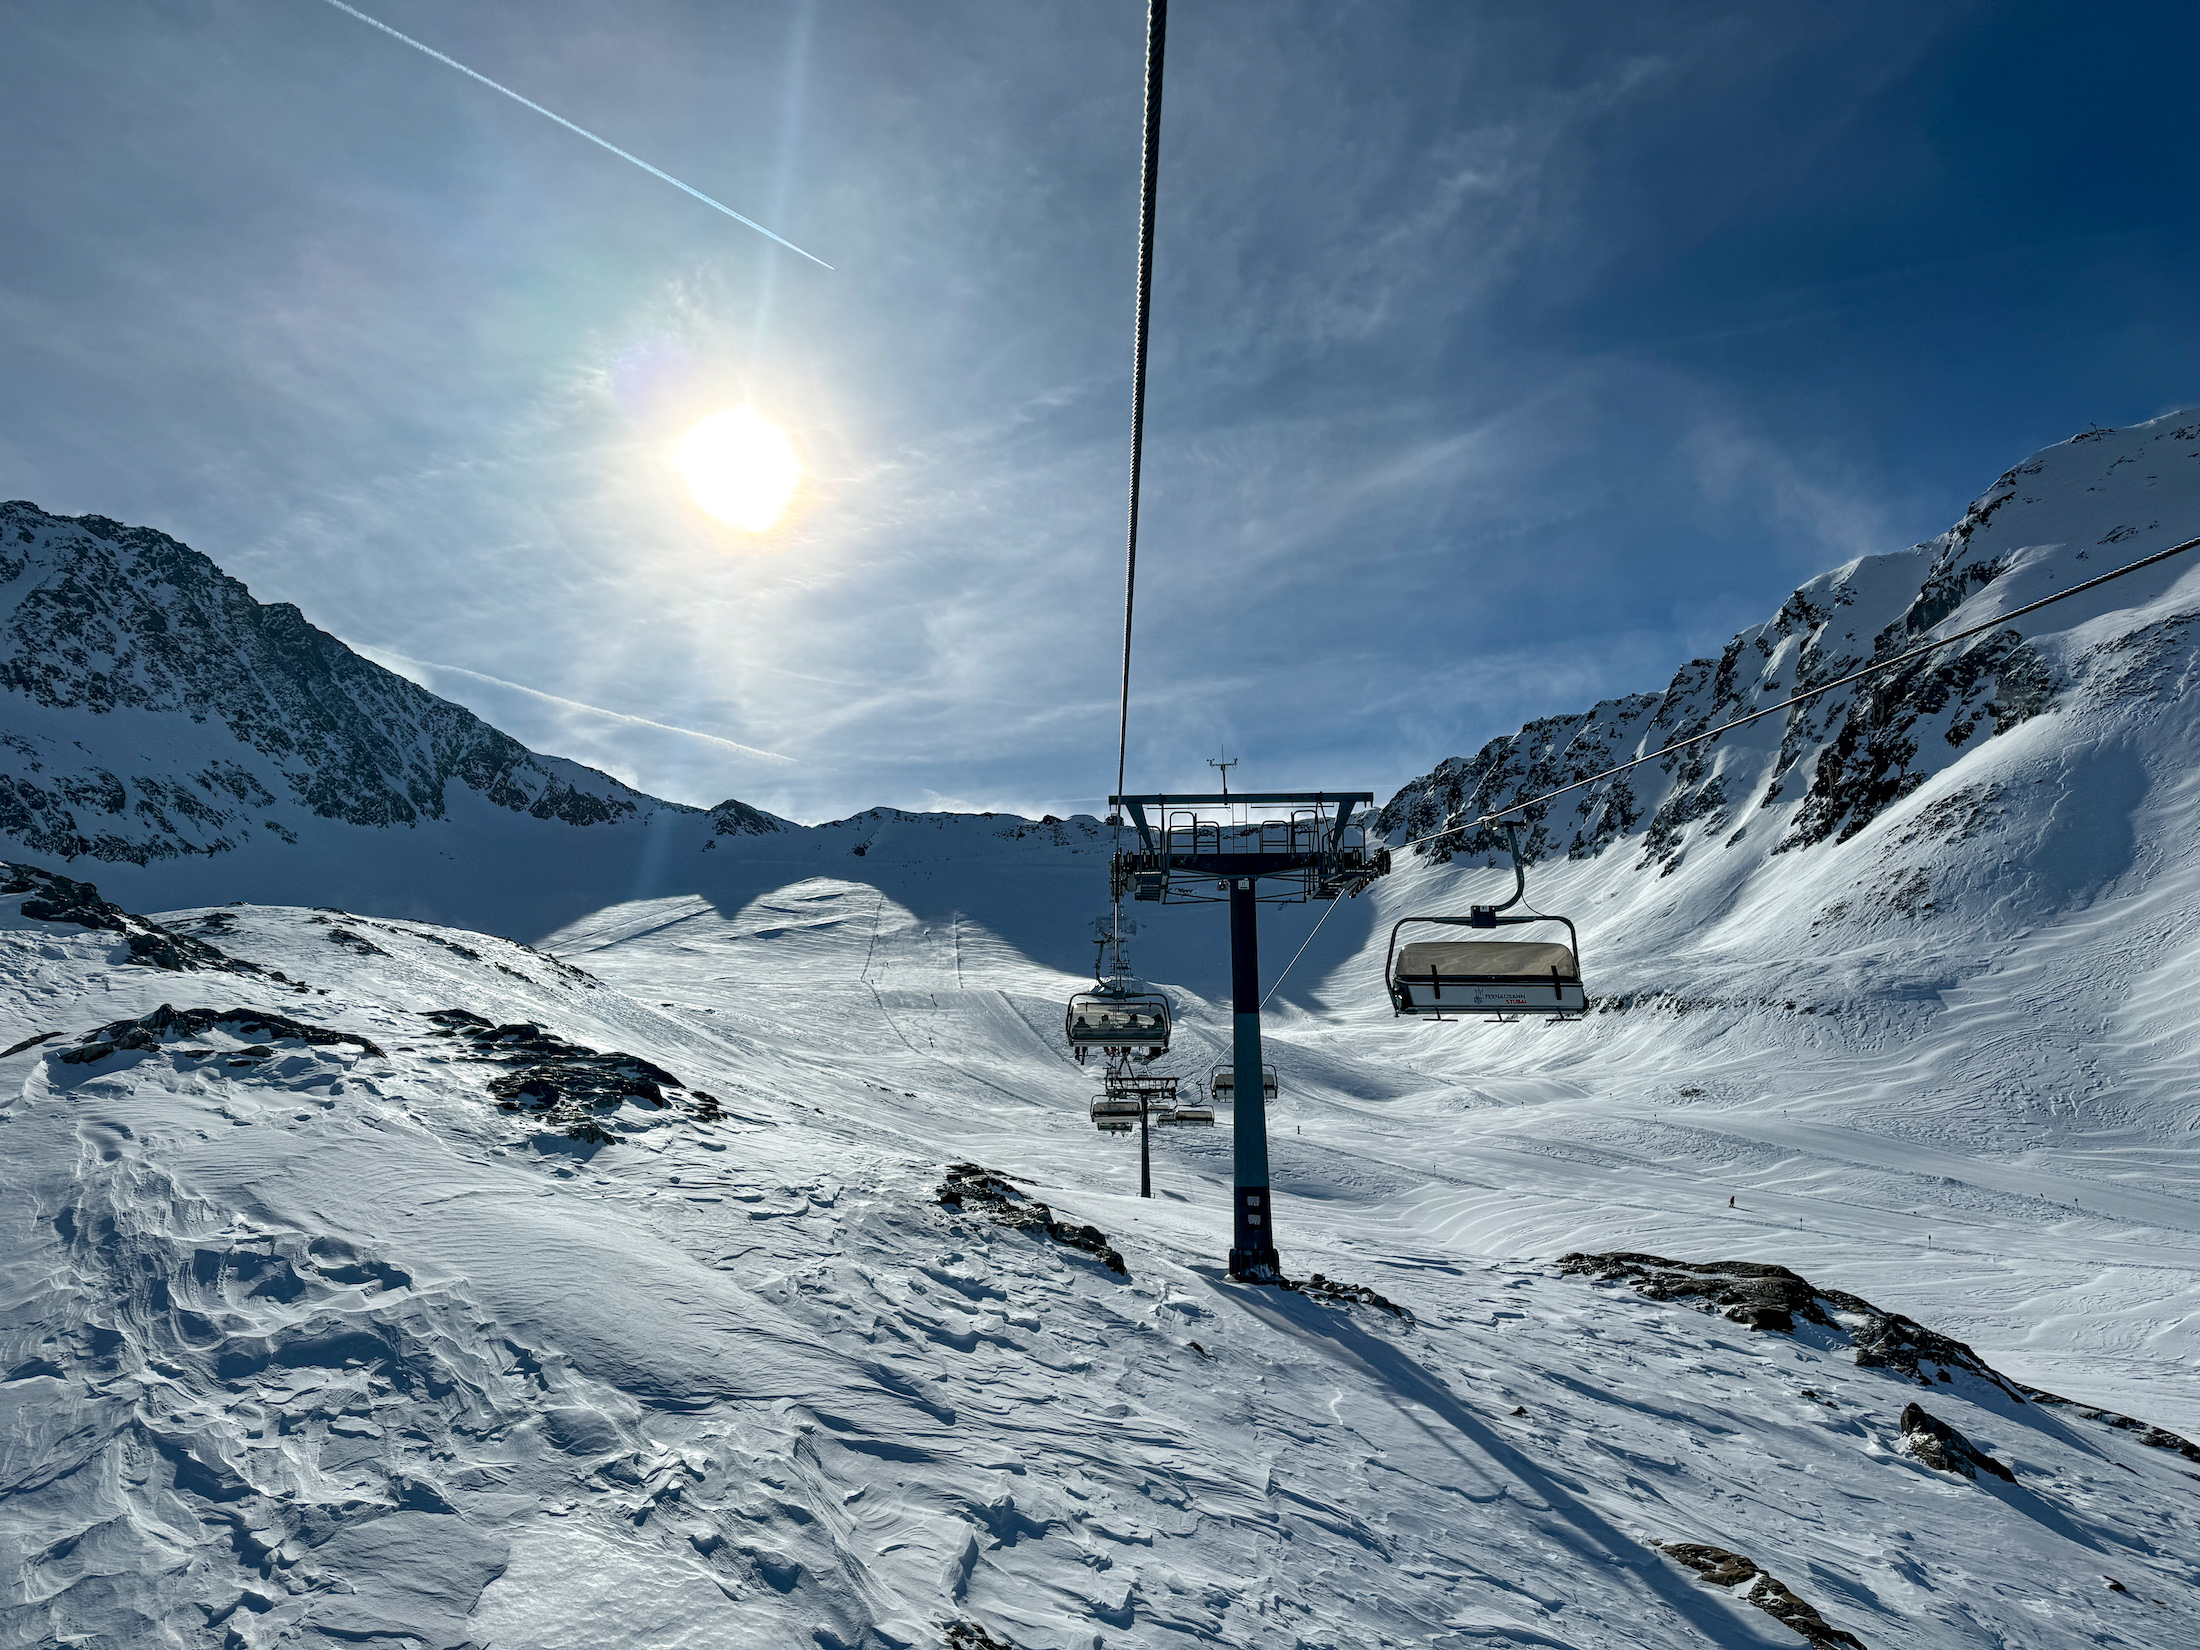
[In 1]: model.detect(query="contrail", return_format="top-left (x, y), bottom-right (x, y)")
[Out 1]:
top-left (314, 0), bottom-right (832, 269)
top-left (362, 647), bottom-right (797, 766)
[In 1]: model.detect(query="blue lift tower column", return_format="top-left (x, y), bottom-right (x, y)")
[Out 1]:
top-left (1110, 791), bottom-right (1388, 1280)
top-left (1227, 878), bottom-right (1276, 1274)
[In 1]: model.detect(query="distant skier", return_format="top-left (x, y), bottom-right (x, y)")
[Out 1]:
top-left (1728, 1196), bottom-right (1736, 1208)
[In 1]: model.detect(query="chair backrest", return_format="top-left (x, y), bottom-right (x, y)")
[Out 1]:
top-left (1394, 939), bottom-right (1577, 979)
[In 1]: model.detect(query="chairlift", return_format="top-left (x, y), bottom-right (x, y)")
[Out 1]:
top-left (1386, 822), bottom-right (1586, 1019)
top-left (1065, 984), bottom-right (1172, 1061)
top-left (1091, 1094), bottom-right (1143, 1131)
top-left (1160, 1103), bottom-right (1215, 1126)
top-left (1207, 1062), bottom-right (1277, 1102)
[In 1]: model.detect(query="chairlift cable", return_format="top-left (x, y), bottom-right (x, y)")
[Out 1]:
top-left (1395, 530), bottom-right (2200, 856)
top-left (1110, 0), bottom-right (1168, 946)
top-left (1259, 891), bottom-right (1345, 1010)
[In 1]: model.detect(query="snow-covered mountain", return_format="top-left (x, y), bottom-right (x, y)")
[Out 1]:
top-left (0, 502), bottom-right (793, 929)
top-left (9, 409), bottom-right (2196, 961)
top-left (1377, 410), bottom-right (2200, 876)
top-left (6, 412), bottom-right (2200, 1649)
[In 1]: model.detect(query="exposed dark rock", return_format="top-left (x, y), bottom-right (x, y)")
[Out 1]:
top-left (2014, 1387), bottom-right (2200, 1465)
top-left (943, 1621), bottom-right (1018, 1650)
top-left (1578, 1255), bottom-right (2200, 1473)
top-left (427, 1009), bottom-right (687, 1143)
top-left (1900, 1402), bottom-right (2015, 1482)
top-left (1236, 1268), bottom-right (1415, 1324)
top-left (937, 1163), bottom-right (1127, 1277)
top-left (707, 797), bottom-right (789, 837)
top-left (1658, 1542), bottom-right (1867, 1649)
top-left (488, 1060), bottom-right (670, 1112)
top-left (2, 1030), bottom-right (61, 1058)
top-left (425, 1008), bottom-right (494, 1030)
top-left (54, 1003), bottom-right (384, 1064)
top-left (3, 861), bottom-right (267, 975)
top-left (413, 930), bottom-right (481, 960)
top-left (1292, 1272), bottom-right (1413, 1320)
top-left (1555, 1252), bottom-right (2025, 1395)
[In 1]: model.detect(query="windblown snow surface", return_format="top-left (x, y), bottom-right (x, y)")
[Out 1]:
top-left (7, 413), bottom-right (2200, 1647)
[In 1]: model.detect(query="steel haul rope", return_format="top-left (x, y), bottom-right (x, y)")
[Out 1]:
top-left (1108, 0), bottom-right (1168, 950)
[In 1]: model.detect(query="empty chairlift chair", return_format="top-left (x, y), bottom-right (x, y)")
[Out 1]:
top-left (1064, 979), bottom-right (1172, 1065)
top-left (1386, 919), bottom-right (1585, 1017)
top-left (1385, 822), bottom-right (1586, 1019)
top-left (1206, 1063), bottom-right (1277, 1103)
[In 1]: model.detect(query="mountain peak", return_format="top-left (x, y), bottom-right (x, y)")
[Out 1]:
top-left (1378, 408), bottom-right (2200, 873)
top-left (0, 501), bottom-right (716, 866)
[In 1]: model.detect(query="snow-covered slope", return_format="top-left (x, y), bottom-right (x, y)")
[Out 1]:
top-left (1225, 409), bottom-right (2200, 1437)
top-left (5, 881), bottom-right (2197, 1650)
top-left (8, 412), bottom-right (2200, 1647)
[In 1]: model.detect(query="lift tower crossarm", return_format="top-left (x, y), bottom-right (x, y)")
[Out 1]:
top-left (1114, 791), bottom-right (1371, 850)
top-left (1109, 792), bottom-right (1383, 907)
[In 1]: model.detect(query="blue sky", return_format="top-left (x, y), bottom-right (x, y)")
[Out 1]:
top-left (3, 0), bottom-right (2195, 821)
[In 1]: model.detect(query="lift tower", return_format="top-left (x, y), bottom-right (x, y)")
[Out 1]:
top-left (1109, 791), bottom-right (1387, 1277)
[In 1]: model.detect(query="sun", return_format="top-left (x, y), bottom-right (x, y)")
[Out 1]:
top-left (676, 407), bottom-right (802, 532)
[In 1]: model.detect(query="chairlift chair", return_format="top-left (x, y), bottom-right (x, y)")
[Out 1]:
top-left (1160, 1103), bottom-right (1215, 1126)
top-left (1207, 1062), bottom-right (1277, 1102)
top-left (1386, 823), bottom-right (1586, 1019)
top-left (1065, 979), bottom-right (1172, 1063)
top-left (1090, 1094), bottom-right (1143, 1132)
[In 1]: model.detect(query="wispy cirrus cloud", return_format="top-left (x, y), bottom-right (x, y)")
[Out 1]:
top-left (4, 0), bottom-right (2192, 823)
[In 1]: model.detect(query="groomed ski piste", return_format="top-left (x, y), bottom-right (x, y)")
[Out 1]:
top-left (7, 414), bottom-right (2200, 1647)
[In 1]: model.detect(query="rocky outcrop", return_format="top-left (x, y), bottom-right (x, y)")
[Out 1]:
top-left (423, 1008), bottom-right (693, 1144)
top-left (4, 861), bottom-right (268, 976)
top-left (936, 1163), bottom-right (1128, 1276)
top-left (2015, 1388), bottom-right (2200, 1465)
top-left (707, 797), bottom-right (789, 837)
top-left (1657, 1542), bottom-right (1867, 1648)
top-left (1555, 1252), bottom-right (2024, 1393)
top-left (1560, 1251), bottom-right (2200, 1478)
top-left (1899, 1402), bottom-right (2015, 1482)
top-left (53, 1003), bottom-right (385, 1064)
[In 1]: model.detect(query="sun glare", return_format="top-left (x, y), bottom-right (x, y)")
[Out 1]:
top-left (677, 407), bottom-right (801, 533)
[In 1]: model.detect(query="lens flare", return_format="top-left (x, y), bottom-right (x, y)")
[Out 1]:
top-left (677, 408), bottom-right (802, 533)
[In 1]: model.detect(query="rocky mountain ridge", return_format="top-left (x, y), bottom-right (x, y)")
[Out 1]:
top-left (1375, 410), bottom-right (2200, 875)
top-left (5, 410), bottom-right (2196, 956)
top-left (0, 501), bottom-right (788, 867)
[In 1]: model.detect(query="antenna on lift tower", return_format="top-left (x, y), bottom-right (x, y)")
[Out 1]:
top-left (1207, 750), bottom-right (1237, 797)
